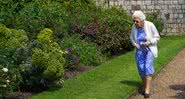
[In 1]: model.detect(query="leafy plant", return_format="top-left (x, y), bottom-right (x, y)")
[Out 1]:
top-left (61, 34), bottom-right (106, 68)
top-left (12, 28), bottom-right (65, 92)
top-left (0, 65), bottom-right (21, 94)
top-left (31, 28), bottom-right (65, 87)
top-left (146, 11), bottom-right (164, 35)
top-left (16, 0), bottom-right (68, 40)
top-left (0, 24), bottom-right (28, 49)
top-left (0, 24), bottom-right (28, 94)
top-left (95, 7), bottom-right (132, 55)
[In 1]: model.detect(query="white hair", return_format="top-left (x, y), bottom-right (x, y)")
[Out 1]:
top-left (132, 10), bottom-right (146, 21)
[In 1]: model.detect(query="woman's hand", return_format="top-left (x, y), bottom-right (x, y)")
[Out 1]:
top-left (143, 41), bottom-right (151, 47)
top-left (135, 43), bottom-right (140, 49)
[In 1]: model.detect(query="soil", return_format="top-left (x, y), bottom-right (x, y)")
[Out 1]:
top-left (64, 65), bottom-right (95, 80)
top-left (2, 92), bottom-right (32, 99)
top-left (128, 48), bottom-right (185, 99)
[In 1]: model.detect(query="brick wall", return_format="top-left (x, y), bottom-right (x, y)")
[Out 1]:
top-left (95, 0), bottom-right (185, 35)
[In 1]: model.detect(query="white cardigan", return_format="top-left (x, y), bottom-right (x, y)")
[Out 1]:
top-left (130, 21), bottom-right (160, 57)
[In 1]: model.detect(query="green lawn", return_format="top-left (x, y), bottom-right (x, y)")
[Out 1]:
top-left (31, 35), bottom-right (185, 99)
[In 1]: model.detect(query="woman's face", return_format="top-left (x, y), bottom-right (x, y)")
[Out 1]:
top-left (133, 17), bottom-right (144, 28)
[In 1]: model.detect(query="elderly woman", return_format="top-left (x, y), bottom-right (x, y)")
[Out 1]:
top-left (130, 10), bottom-right (160, 98)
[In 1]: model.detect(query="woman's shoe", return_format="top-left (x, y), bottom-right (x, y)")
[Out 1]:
top-left (144, 93), bottom-right (150, 98)
top-left (141, 91), bottom-right (145, 95)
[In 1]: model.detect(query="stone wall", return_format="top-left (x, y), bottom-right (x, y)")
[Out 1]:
top-left (95, 0), bottom-right (185, 35)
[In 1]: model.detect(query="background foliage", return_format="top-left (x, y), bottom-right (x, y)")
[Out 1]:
top-left (146, 11), bottom-right (164, 35)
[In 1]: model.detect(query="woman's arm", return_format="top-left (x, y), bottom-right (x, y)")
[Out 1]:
top-left (130, 25), bottom-right (137, 46)
top-left (150, 23), bottom-right (160, 45)
top-left (130, 25), bottom-right (140, 49)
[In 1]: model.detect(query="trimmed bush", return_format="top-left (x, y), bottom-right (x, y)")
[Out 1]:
top-left (32, 28), bottom-right (65, 82)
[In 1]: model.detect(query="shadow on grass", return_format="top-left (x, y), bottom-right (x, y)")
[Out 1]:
top-left (120, 80), bottom-right (144, 95)
top-left (46, 85), bottom-right (63, 92)
top-left (169, 84), bottom-right (185, 99)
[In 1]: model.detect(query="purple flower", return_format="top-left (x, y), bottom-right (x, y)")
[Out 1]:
top-left (66, 48), bottom-right (72, 53)
top-left (73, 56), bottom-right (79, 64)
top-left (83, 29), bottom-right (96, 36)
top-left (89, 31), bottom-right (94, 35)
top-left (70, 24), bottom-right (78, 32)
top-left (83, 31), bottom-right (87, 34)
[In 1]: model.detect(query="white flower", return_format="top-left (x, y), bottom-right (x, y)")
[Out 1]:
top-left (65, 51), bottom-right (68, 54)
top-left (6, 80), bottom-right (10, 83)
top-left (2, 68), bottom-right (8, 72)
top-left (2, 85), bottom-right (7, 88)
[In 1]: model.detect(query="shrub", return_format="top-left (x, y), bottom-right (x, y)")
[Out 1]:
top-left (95, 7), bottom-right (133, 55)
top-left (67, 6), bottom-right (133, 56)
top-left (16, 0), bottom-right (67, 40)
top-left (68, 7), bottom-right (133, 56)
top-left (0, 0), bottom-right (96, 40)
top-left (12, 41), bottom-right (37, 92)
top-left (31, 28), bottom-right (65, 88)
top-left (0, 66), bottom-right (11, 94)
top-left (12, 41), bottom-right (37, 66)
top-left (0, 24), bottom-right (28, 94)
top-left (0, 65), bottom-right (21, 95)
top-left (65, 0), bottom-right (97, 29)
top-left (61, 34), bottom-right (106, 68)
top-left (0, 24), bottom-right (28, 49)
top-left (12, 28), bottom-right (65, 92)
top-left (32, 47), bottom-right (65, 80)
top-left (146, 11), bottom-right (164, 35)
top-left (0, 0), bottom-right (26, 28)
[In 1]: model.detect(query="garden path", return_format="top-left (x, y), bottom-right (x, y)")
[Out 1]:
top-left (128, 48), bottom-right (185, 99)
